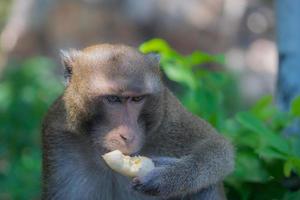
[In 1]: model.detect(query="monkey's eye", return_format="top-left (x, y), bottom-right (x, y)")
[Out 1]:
top-left (131, 96), bottom-right (145, 102)
top-left (106, 95), bottom-right (122, 103)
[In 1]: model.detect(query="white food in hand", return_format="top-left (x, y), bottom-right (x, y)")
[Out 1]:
top-left (102, 150), bottom-right (155, 177)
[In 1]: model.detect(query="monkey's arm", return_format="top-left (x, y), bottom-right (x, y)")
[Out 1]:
top-left (133, 92), bottom-right (234, 198)
top-left (133, 134), bottom-right (233, 198)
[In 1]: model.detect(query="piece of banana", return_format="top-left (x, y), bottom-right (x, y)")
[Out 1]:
top-left (102, 150), bottom-right (155, 177)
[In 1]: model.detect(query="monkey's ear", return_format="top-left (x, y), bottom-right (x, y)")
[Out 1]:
top-left (60, 49), bottom-right (80, 85)
top-left (146, 53), bottom-right (160, 65)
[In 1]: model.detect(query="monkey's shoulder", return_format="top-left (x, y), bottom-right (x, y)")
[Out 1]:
top-left (42, 95), bottom-right (67, 135)
top-left (163, 88), bottom-right (218, 137)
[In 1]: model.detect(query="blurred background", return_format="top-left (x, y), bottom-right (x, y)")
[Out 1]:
top-left (0, 0), bottom-right (278, 103)
top-left (1, 0), bottom-right (300, 199)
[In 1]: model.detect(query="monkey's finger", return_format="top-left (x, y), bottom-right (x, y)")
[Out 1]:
top-left (131, 177), bottom-right (143, 189)
top-left (132, 180), bottom-right (160, 196)
top-left (141, 185), bottom-right (160, 196)
top-left (132, 177), bottom-right (140, 185)
top-left (131, 179), bottom-right (143, 191)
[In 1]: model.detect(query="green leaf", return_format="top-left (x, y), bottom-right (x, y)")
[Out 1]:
top-left (0, 82), bottom-right (12, 111)
top-left (184, 51), bottom-right (224, 66)
top-left (139, 38), bottom-right (171, 54)
top-left (162, 63), bottom-right (197, 89)
top-left (205, 72), bottom-right (228, 89)
top-left (236, 112), bottom-right (271, 135)
top-left (236, 112), bottom-right (291, 155)
top-left (290, 96), bottom-right (300, 117)
top-left (284, 157), bottom-right (300, 176)
top-left (258, 146), bottom-right (288, 160)
top-left (252, 95), bottom-right (273, 112)
top-left (282, 190), bottom-right (300, 200)
top-left (284, 160), bottom-right (293, 177)
top-left (233, 152), bottom-right (270, 183)
top-left (290, 136), bottom-right (300, 157)
top-left (251, 95), bottom-right (278, 120)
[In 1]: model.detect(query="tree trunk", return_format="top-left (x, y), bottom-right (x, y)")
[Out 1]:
top-left (276, 0), bottom-right (300, 135)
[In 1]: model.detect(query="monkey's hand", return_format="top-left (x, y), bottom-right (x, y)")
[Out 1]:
top-left (132, 166), bottom-right (172, 197)
top-left (132, 157), bottom-right (186, 198)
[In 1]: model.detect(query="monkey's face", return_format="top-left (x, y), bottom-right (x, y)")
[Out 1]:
top-left (62, 44), bottom-right (163, 155)
top-left (99, 94), bottom-right (147, 155)
top-left (84, 88), bottom-right (161, 156)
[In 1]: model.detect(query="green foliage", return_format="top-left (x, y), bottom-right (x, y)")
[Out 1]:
top-left (140, 38), bottom-right (236, 130)
top-left (0, 57), bottom-right (63, 199)
top-left (140, 39), bottom-right (300, 200)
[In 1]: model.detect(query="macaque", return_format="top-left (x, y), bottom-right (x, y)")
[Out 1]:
top-left (42, 44), bottom-right (234, 200)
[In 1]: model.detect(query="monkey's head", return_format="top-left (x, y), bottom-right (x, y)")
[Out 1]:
top-left (61, 44), bottom-right (163, 155)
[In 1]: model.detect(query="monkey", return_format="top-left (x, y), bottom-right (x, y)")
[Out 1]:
top-left (41, 44), bottom-right (234, 200)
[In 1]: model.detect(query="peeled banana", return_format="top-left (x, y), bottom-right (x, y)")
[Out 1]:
top-left (102, 150), bottom-right (155, 177)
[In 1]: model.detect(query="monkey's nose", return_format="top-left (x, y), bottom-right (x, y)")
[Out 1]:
top-left (119, 133), bottom-right (135, 143)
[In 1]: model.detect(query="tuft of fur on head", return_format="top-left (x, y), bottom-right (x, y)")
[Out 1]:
top-left (60, 49), bottom-right (81, 85)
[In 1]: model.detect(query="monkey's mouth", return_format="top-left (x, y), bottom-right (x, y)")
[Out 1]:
top-left (102, 143), bottom-right (141, 156)
top-left (106, 148), bottom-right (140, 156)
top-left (102, 137), bottom-right (143, 156)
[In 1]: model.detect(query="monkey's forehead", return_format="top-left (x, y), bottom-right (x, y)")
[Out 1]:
top-left (80, 44), bottom-right (147, 65)
top-left (73, 55), bottom-right (158, 84)
top-left (87, 74), bottom-right (161, 95)
top-left (74, 45), bottom-right (157, 73)
top-left (82, 44), bottom-right (137, 55)
top-left (69, 44), bottom-right (162, 94)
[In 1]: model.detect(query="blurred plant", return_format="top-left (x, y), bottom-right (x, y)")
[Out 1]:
top-left (140, 39), bottom-right (300, 200)
top-left (140, 38), bottom-right (238, 130)
top-left (0, 57), bottom-right (63, 199)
